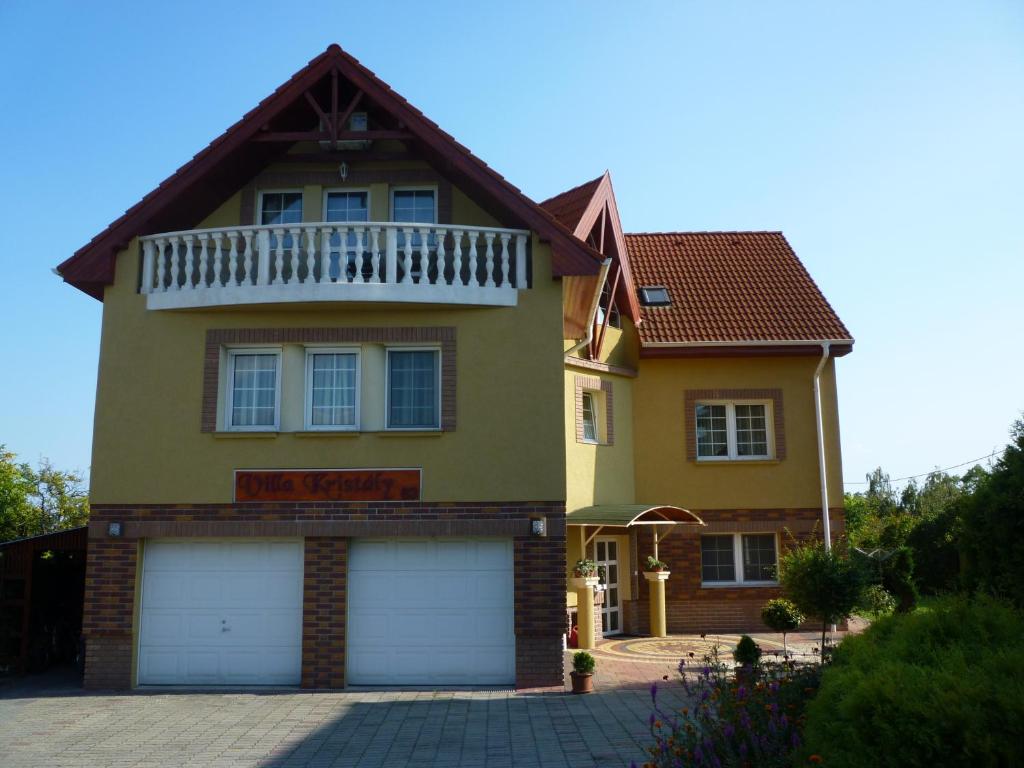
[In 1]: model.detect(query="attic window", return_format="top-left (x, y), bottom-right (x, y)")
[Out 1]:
top-left (640, 286), bottom-right (671, 306)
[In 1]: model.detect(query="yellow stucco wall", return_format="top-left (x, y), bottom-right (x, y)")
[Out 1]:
top-left (89, 171), bottom-right (567, 505)
top-left (633, 355), bottom-right (845, 510)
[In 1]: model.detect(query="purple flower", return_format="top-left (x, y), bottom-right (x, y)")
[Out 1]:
top-left (791, 731), bottom-right (802, 748)
top-left (649, 713), bottom-right (656, 728)
top-left (650, 682), bottom-right (658, 702)
top-left (694, 745), bottom-right (704, 766)
top-left (739, 742), bottom-right (748, 757)
top-left (736, 685), bottom-right (747, 699)
top-left (723, 723), bottom-right (735, 739)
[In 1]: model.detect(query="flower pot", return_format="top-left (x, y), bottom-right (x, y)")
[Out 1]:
top-left (569, 576), bottom-right (601, 589)
top-left (642, 570), bottom-right (670, 582)
top-left (570, 671), bottom-right (594, 694)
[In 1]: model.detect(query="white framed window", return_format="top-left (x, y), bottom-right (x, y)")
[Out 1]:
top-left (695, 401), bottom-right (772, 460)
top-left (304, 348), bottom-right (360, 431)
top-left (581, 392), bottom-right (598, 443)
top-left (386, 347), bottom-right (441, 430)
top-left (390, 188), bottom-right (437, 224)
top-left (701, 533), bottom-right (778, 585)
top-left (259, 190), bottom-right (304, 252)
top-left (226, 349), bottom-right (281, 431)
top-left (323, 189), bottom-right (371, 281)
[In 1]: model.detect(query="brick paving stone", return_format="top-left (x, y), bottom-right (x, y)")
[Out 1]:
top-left (0, 650), bottom-right (705, 768)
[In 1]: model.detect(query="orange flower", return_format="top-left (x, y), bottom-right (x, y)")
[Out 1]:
top-left (809, 756), bottom-right (823, 764)
top-left (654, 720), bottom-right (662, 728)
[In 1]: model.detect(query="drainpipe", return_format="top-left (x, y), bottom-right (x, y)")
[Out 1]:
top-left (565, 259), bottom-right (612, 359)
top-left (812, 342), bottom-right (832, 550)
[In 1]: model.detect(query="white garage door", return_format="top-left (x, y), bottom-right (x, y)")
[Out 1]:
top-left (347, 538), bottom-right (515, 685)
top-left (138, 540), bottom-right (303, 685)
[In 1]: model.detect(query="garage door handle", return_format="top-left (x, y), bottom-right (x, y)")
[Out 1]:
top-left (221, 627), bottom-right (231, 632)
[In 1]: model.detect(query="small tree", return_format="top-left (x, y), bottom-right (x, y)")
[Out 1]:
top-left (779, 539), bottom-right (865, 655)
top-left (761, 598), bottom-right (804, 655)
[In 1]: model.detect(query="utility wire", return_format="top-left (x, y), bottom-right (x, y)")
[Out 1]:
top-left (843, 448), bottom-right (1005, 486)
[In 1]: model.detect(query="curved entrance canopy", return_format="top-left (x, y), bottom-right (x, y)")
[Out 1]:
top-left (566, 504), bottom-right (705, 528)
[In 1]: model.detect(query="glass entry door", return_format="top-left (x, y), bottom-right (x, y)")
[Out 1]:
top-left (595, 537), bottom-right (621, 636)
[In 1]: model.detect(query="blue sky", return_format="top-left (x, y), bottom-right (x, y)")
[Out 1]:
top-left (1, 0), bottom-right (1021, 490)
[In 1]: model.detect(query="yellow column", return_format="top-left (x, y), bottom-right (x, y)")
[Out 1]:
top-left (573, 578), bottom-right (598, 649)
top-left (644, 572), bottom-right (669, 638)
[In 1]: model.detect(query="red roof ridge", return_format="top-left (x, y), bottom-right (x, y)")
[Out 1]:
top-left (625, 230), bottom-right (785, 236)
top-left (538, 173), bottom-right (606, 208)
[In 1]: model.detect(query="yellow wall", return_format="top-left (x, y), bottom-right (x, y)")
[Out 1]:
top-left (633, 355), bottom-right (845, 510)
top-left (563, 368), bottom-right (637, 512)
top-left (89, 170), bottom-right (567, 505)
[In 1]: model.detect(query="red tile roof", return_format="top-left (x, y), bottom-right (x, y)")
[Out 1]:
top-left (539, 175), bottom-right (603, 232)
top-left (625, 232), bottom-right (852, 347)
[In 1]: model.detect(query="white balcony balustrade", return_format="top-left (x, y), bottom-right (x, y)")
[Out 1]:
top-left (139, 222), bottom-right (530, 309)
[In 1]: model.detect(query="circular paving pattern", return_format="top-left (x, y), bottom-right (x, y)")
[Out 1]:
top-left (595, 634), bottom-right (787, 664)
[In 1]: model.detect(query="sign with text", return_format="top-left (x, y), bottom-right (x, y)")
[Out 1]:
top-left (234, 469), bottom-right (421, 503)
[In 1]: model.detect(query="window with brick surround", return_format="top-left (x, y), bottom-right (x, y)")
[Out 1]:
top-left (701, 533), bottom-right (778, 585)
top-left (226, 349), bottom-right (281, 430)
top-left (580, 392), bottom-right (598, 443)
top-left (386, 348), bottom-right (441, 430)
top-left (695, 401), bottom-right (772, 460)
top-left (305, 348), bottom-right (359, 430)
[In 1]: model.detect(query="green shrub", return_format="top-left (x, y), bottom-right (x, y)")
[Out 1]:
top-left (882, 546), bottom-right (919, 613)
top-left (761, 598), bottom-right (804, 655)
top-left (801, 596), bottom-right (1024, 767)
top-left (732, 634), bottom-right (761, 667)
top-left (857, 584), bottom-right (897, 617)
top-left (780, 538), bottom-right (866, 652)
top-left (571, 651), bottom-right (595, 675)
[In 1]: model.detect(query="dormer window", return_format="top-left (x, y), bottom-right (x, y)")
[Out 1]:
top-left (640, 286), bottom-right (671, 306)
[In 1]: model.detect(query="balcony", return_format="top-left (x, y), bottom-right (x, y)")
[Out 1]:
top-left (139, 222), bottom-right (530, 310)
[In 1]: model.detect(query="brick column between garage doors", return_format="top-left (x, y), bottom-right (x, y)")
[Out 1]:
top-left (302, 537), bottom-right (347, 688)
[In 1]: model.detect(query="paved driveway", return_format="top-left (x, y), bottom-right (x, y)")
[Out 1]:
top-left (0, 672), bottom-right (684, 768)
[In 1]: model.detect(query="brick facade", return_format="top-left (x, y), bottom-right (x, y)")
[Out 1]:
top-left (624, 507), bottom-right (845, 635)
top-left (301, 538), bottom-right (348, 688)
top-left (83, 501), bottom-right (565, 690)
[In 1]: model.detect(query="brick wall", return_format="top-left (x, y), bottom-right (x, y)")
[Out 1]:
top-left (625, 507), bottom-right (845, 635)
top-left (84, 501), bottom-right (566, 690)
top-left (82, 539), bottom-right (137, 689)
top-left (301, 538), bottom-right (348, 688)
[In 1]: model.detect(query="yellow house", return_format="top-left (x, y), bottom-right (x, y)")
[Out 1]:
top-left (59, 44), bottom-right (852, 690)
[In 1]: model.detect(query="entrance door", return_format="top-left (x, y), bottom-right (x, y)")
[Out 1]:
top-left (595, 537), bottom-right (621, 636)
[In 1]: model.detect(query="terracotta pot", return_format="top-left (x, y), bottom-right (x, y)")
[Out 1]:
top-left (570, 671), bottom-right (594, 694)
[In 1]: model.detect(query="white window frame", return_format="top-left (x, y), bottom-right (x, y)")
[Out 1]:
top-left (225, 348), bottom-right (282, 432)
top-left (257, 189), bottom-right (305, 225)
top-left (580, 391), bottom-right (599, 444)
top-left (322, 188), bottom-right (372, 223)
top-left (384, 346), bottom-right (442, 431)
top-left (701, 532), bottom-right (779, 587)
top-left (695, 400), bottom-right (773, 461)
top-left (389, 186), bottom-right (438, 223)
top-left (304, 347), bottom-right (361, 432)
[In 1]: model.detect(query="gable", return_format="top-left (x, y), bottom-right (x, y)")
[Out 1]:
top-left (58, 44), bottom-right (603, 299)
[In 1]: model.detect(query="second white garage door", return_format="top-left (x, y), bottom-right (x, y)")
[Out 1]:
top-left (347, 538), bottom-right (515, 685)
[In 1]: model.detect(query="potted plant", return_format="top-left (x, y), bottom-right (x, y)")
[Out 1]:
top-left (570, 650), bottom-right (595, 694)
top-left (645, 555), bottom-right (668, 572)
top-left (570, 559), bottom-right (601, 589)
top-left (732, 634), bottom-right (762, 682)
top-left (760, 598), bottom-right (804, 656)
top-left (643, 555), bottom-right (670, 581)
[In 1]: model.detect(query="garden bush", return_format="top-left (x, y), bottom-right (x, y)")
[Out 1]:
top-left (801, 595), bottom-right (1024, 767)
top-left (857, 583), bottom-right (897, 618)
top-left (640, 646), bottom-right (823, 768)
